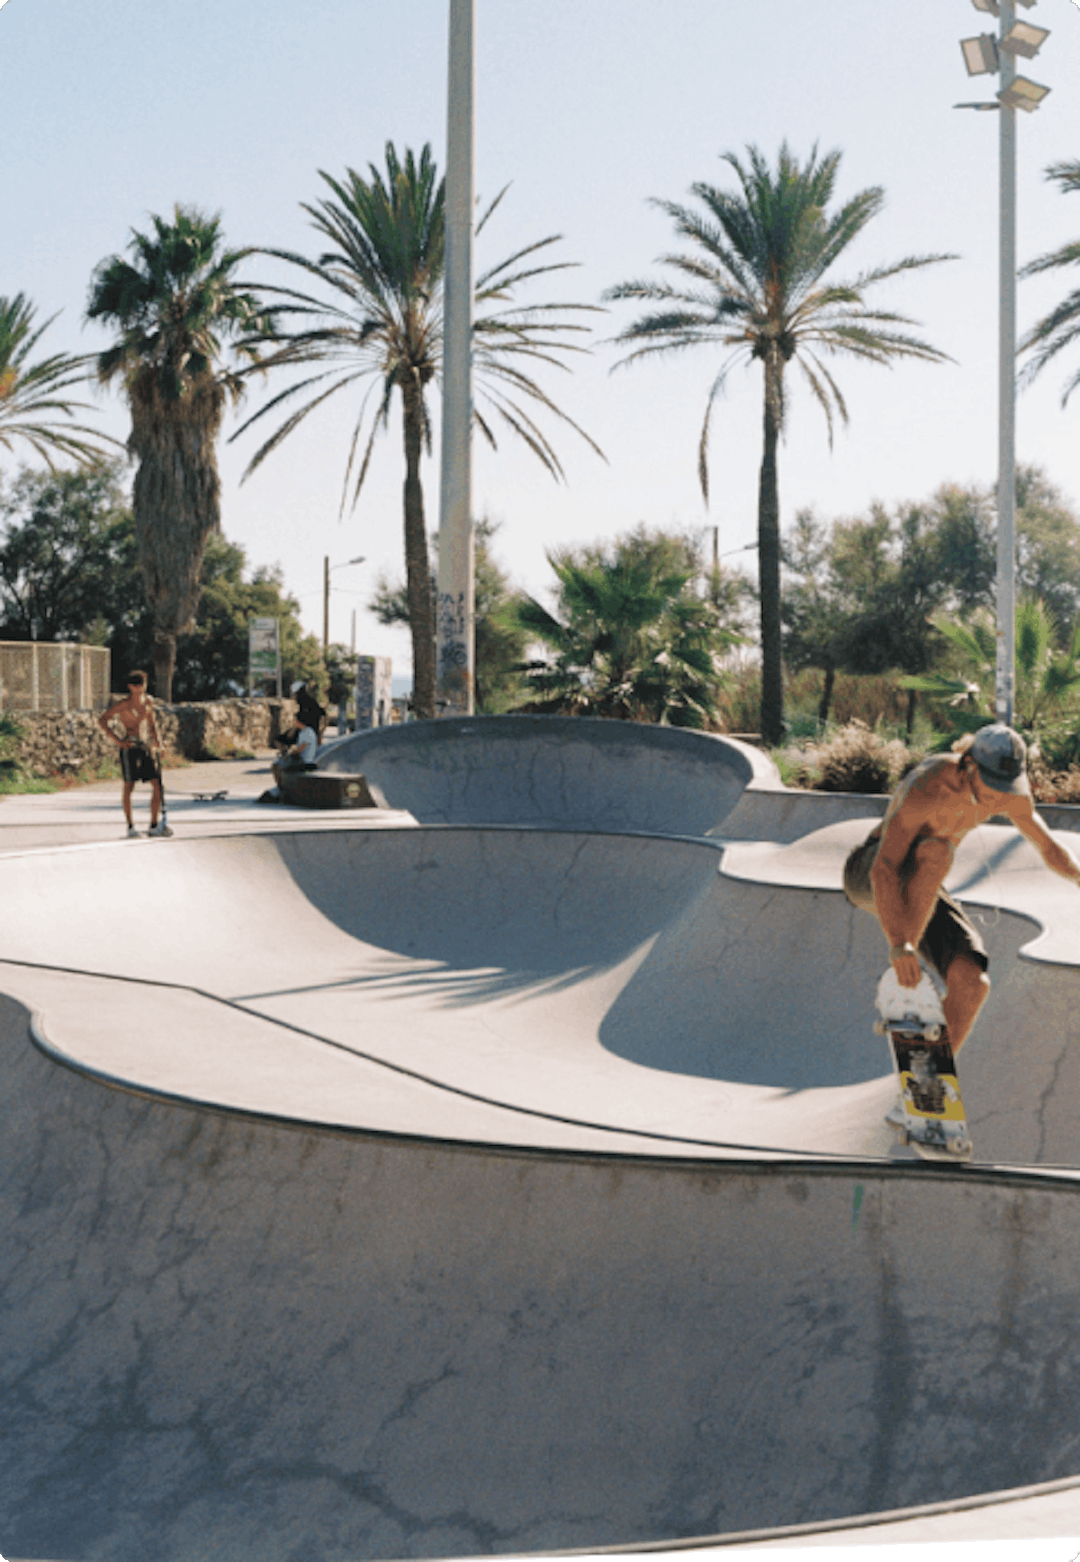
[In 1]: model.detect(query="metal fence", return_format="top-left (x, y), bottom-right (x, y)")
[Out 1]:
top-left (0, 642), bottom-right (112, 713)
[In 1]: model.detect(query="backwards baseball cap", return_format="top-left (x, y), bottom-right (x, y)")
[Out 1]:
top-left (969, 723), bottom-right (1029, 795)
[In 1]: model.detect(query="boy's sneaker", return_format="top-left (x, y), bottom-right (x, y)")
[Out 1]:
top-left (148, 821), bottom-right (173, 838)
top-left (884, 1099), bottom-right (907, 1131)
top-left (126, 825), bottom-right (141, 839)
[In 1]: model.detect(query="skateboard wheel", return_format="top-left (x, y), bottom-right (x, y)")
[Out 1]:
top-left (924, 1024), bottom-right (942, 1042)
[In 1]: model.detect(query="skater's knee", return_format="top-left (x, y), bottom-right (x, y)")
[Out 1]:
top-left (948, 956), bottom-right (990, 1006)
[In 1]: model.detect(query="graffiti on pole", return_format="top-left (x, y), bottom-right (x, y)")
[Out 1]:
top-left (437, 589), bottom-right (472, 705)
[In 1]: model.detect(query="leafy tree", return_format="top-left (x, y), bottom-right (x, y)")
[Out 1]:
top-left (234, 143), bottom-right (602, 720)
top-left (0, 294), bottom-right (117, 471)
top-left (371, 516), bottom-right (530, 713)
top-left (781, 508), bottom-right (852, 723)
top-left (924, 483), bottom-right (996, 616)
top-left (606, 141), bottom-right (952, 745)
top-left (0, 459), bottom-right (321, 701)
top-left (0, 460), bottom-right (133, 641)
top-left (515, 525), bottom-right (743, 727)
top-left (1020, 159), bottom-right (1080, 403)
top-left (1015, 466), bottom-right (1080, 631)
top-left (86, 205), bottom-right (273, 700)
top-left (166, 533), bottom-right (324, 701)
top-left (838, 502), bottom-right (957, 732)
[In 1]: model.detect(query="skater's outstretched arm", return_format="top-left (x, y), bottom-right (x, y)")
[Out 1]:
top-left (1010, 802), bottom-right (1080, 886)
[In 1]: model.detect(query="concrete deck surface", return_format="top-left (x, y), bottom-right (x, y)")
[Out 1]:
top-left (3, 718), bottom-right (1080, 1560)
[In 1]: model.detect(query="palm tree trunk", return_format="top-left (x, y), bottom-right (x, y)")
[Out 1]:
top-left (402, 379), bottom-right (436, 720)
top-left (758, 354), bottom-right (784, 746)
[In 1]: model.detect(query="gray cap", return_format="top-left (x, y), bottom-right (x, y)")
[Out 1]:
top-left (969, 723), bottom-right (1029, 795)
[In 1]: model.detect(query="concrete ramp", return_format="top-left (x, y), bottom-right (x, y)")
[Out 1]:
top-left (322, 716), bottom-right (771, 836)
top-left (4, 755), bottom-right (1080, 1557)
top-left (1, 826), bottom-right (1079, 1165)
top-left (5, 985), bottom-right (1080, 1561)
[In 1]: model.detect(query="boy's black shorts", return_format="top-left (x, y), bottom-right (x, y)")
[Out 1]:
top-left (120, 743), bottom-right (161, 785)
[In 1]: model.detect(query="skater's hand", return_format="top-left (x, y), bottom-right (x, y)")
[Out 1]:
top-left (889, 942), bottom-right (921, 988)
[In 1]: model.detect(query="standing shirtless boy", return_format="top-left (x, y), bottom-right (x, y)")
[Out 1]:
top-left (98, 671), bottom-right (172, 838)
top-left (844, 723), bottom-right (1080, 1058)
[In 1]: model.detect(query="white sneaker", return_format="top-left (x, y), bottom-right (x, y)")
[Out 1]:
top-left (884, 1100), bottom-right (907, 1131)
top-left (126, 825), bottom-right (141, 839)
top-left (148, 821), bottom-right (173, 838)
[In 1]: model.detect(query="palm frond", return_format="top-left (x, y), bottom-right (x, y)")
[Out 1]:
top-left (605, 141), bottom-right (950, 521)
top-left (0, 294), bottom-right (118, 468)
top-left (234, 142), bottom-right (601, 517)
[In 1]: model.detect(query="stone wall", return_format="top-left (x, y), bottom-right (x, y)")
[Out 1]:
top-left (6, 698), bottom-right (295, 778)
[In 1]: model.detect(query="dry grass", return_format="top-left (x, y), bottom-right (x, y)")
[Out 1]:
top-left (776, 721), bottom-right (922, 794)
top-left (1027, 756), bottom-right (1080, 805)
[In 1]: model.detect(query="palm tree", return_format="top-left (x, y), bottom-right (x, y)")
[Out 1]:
top-left (1021, 159), bottom-right (1080, 401)
top-left (0, 293), bottom-right (117, 470)
top-left (233, 143), bottom-right (601, 720)
top-left (605, 142), bottom-right (952, 745)
top-left (902, 596), bottom-right (1080, 743)
top-left (86, 205), bottom-right (271, 700)
top-left (516, 527), bottom-right (742, 727)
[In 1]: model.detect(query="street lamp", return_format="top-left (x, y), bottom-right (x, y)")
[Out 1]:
top-left (956, 0), bottom-right (1051, 728)
top-left (436, 0), bottom-right (476, 717)
top-left (323, 554), bottom-right (365, 654)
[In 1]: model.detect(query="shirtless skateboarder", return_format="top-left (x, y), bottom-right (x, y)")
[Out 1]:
top-left (844, 723), bottom-right (1080, 1057)
top-left (98, 670), bottom-right (172, 838)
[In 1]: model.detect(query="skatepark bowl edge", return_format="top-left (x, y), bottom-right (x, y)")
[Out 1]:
top-left (4, 715), bottom-right (1080, 1559)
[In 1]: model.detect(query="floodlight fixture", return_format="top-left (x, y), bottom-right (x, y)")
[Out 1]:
top-left (971, 0), bottom-right (999, 15)
top-left (961, 34), bottom-right (999, 74)
top-left (1000, 20), bottom-right (1050, 58)
top-left (998, 74), bottom-right (1051, 111)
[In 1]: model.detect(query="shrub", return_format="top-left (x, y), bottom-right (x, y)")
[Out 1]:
top-left (775, 720), bottom-right (922, 794)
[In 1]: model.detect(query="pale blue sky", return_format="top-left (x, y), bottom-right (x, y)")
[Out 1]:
top-left (3, 0), bottom-right (1080, 678)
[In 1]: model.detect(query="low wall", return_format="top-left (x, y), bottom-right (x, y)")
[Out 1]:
top-left (7, 698), bottom-right (295, 777)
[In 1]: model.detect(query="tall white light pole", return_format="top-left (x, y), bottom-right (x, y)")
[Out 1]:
top-left (436, 0), bottom-right (476, 715)
top-left (958, 0), bottom-right (1050, 728)
top-left (998, 0), bottom-right (1018, 727)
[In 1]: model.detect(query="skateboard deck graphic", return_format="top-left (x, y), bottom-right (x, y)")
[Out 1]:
top-left (875, 967), bottom-right (973, 1162)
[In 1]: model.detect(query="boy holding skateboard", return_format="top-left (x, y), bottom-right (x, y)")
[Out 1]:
top-left (98, 671), bottom-right (172, 838)
top-left (844, 723), bottom-right (1080, 1053)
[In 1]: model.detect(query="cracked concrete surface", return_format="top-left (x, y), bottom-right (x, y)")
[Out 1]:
top-left (3, 718), bottom-right (1080, 1558)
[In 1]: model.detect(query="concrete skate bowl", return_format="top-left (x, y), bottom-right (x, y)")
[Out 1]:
top-left (4, 823), bottom-right (1080, 1558)
top-left (322, 715), bottom-right (779, 837)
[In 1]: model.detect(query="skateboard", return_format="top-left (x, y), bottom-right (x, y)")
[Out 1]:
top-left (190, 789), bottom-right (228, 802)
top-left (875, 966), bottom-right (973, 1163)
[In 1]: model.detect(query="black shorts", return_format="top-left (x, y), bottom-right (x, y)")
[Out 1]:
top-left (843, 829), bottom-right (989, 981)
top-left (120, 743), bottom-right (161, 785)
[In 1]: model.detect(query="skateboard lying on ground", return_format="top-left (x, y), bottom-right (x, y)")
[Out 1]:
top-left (875, 966), bottom-right (973, 1163)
